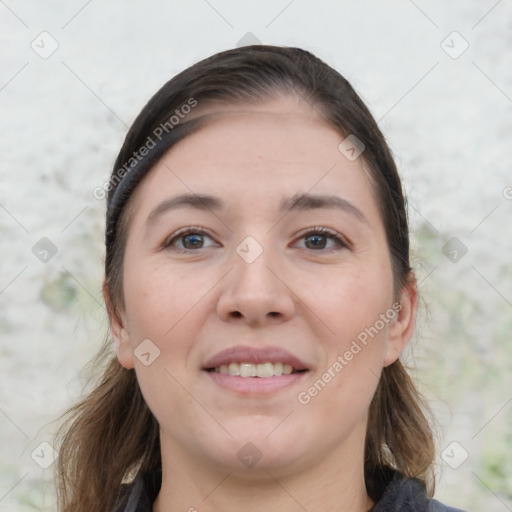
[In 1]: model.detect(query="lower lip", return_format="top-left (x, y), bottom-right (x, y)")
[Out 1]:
top-left (204, 370), bottom-right (309, 395)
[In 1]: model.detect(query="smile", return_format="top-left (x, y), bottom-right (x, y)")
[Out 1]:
top-left (202, 345), bottom-right (310, 394)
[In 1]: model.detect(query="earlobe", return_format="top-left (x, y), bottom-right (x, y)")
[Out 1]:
top-left (102, 280), bottom-right (135, 370)
top-left (383, 275), bottom-right (418, 367)
top-left (113, 324), bottom-right (135, 370)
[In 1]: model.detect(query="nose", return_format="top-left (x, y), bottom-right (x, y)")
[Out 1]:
top-left (216, 245), bottom-right (296, 327)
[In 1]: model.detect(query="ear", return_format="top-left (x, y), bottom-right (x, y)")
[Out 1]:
top-left (102, 279), bottom-right (134, 370)
top-left (383, 274), bottom-right (418, 367)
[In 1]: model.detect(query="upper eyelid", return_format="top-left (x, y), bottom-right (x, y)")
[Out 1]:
top-left (295, 226), bottom-right (342, 238)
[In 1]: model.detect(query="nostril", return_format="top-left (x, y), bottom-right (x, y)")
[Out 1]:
top-left (231, 311), bottom-right (243, 318)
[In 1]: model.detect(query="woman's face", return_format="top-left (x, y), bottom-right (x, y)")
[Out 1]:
top-left (110, 95), bottom-right (416, 476)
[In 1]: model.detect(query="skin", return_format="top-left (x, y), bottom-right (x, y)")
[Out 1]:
top-left (107, 94), bottom-right (418, 512)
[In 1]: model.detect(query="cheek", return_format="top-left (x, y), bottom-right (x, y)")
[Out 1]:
top-left (122, 259), bottom-right (217, 432)
top-left (299, 263), bottom-right (393, 404)
top-left (122, 255), bottom-right (217, 341)
top-left (300, 262), bottom-right (394, 345)
top-left (295, 279), bottom-right (391, 434)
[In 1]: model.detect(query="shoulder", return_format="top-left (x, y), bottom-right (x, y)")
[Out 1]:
top-left (427, 499), bottom-right (467, 512)
top-left (369, 468), bottom-right (467, 512)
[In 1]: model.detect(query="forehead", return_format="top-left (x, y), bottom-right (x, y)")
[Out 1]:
top-left (170, 95), bottom-right (346, 166)
top-left (128, 97), bottom-right (378, 221)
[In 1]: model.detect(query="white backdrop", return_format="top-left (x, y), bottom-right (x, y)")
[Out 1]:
top-left (1, 1), bottom-right (511, 510)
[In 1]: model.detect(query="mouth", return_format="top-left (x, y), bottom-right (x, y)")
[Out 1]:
top-left (202, 346), bottom-right (310, 394)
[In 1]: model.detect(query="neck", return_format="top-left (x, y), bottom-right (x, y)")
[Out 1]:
top-left (153, 433), bottom-right (373, 512)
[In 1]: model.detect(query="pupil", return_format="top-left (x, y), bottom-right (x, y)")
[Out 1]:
top-left (306, 235), bottom-right (326, 249)
top-left (183, 234), bottom-right (203, 249)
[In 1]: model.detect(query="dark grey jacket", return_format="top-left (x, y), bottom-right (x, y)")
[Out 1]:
top-left (115, 469), bottom-right (467, 512)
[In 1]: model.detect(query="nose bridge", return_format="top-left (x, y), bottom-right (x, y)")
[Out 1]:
top-left (216, 235), bottom-right (295, 324)
top-left (234, 243), bottom-right (275, 293)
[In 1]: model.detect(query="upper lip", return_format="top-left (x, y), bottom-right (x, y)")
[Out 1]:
top-left (203, 345), bottom-right (309, 371)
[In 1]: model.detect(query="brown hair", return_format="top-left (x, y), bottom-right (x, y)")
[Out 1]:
top-left (54, 45), bottom-right (435, 512)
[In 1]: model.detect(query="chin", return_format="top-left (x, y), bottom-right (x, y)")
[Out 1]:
top-left (202, 426), bottom-right (309, 475)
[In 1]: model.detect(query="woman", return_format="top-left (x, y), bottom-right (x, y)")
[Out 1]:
top-left (54, 45), bottom-right (466, 512)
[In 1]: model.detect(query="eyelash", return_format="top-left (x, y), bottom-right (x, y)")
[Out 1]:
top-left (162, 226), bottom-right (349, 253)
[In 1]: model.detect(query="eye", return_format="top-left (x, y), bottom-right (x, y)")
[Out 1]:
top-left (295, 227), bottom-right (348, 251)
top-left (162, 226), bottom-right (347, 253)
top-left (163, 227), bottom-right (218, 252)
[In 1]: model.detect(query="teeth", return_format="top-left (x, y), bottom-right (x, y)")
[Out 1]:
top-left (215, 362), bottom-right (297, 378)
top-left (256, 362), bottom-right (273, 378)
top-left (240, 363), bottom-right (257, 377)
top-left (228, 362), bottom-right (240, 376)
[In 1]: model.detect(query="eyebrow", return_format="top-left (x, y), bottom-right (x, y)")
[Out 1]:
top-left (145, 192), bottom-right (367, 227)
